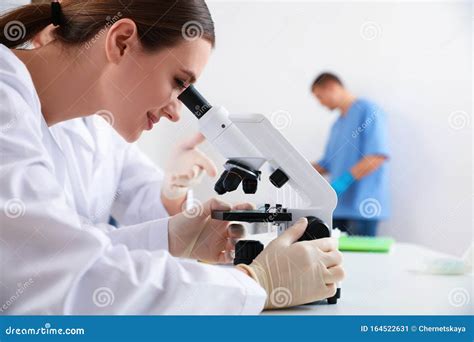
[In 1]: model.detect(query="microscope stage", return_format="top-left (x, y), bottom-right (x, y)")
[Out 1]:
top-left (211, 210), bottom-right (292, 222)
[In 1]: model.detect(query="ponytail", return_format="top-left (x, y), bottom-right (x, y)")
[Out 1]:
top-left (1, 4), bottom-right (51, 48)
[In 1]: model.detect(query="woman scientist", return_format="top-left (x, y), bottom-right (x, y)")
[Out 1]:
top-left (0, 0), bottom-right (344, 314)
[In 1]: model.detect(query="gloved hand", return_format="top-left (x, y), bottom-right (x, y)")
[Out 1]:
top-left (331, 171), bottom-right (355, 196)
top-left (162, 133), bottom-right (218, 200)
top-left (236, 218), bottom-right (344, 309)
top-left (168, 198), bottom-right (253, 263)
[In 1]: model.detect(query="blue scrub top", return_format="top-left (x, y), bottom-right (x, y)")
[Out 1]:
top-left (318, 98), bottom-right (390, 220)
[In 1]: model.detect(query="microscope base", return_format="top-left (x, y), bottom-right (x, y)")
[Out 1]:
top-left (327, 288), bottom-right (341, 304)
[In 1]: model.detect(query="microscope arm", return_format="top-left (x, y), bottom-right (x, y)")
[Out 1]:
top-left (178, 85), bottom-right (337, 229)
top-left (229, 113), bottom-right (337, 228)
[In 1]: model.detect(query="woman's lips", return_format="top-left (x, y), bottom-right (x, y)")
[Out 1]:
top-left (146, 112), bottom-right (159, 130)
top-left (146, 116), bottom-right (153, 130)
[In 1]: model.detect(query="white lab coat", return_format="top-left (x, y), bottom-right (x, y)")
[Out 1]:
top-left (0, 44), bottom-right (266, 314)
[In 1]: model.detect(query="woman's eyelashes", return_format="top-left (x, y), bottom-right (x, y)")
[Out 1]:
top-left (174, 78), bottom-right (187, 90)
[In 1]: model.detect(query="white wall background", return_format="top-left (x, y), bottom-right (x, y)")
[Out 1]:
top-left (138, 0), bottom-right (472, 256)
top-left (0, 1), bottom-right (29, 13)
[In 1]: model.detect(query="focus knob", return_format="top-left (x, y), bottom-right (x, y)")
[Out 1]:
top-left (233, 240), bottom-right (264, 265)
top-left (297, 216), bottom-right (330, 241)
top-left (269, 168), bottom-right (289, 188)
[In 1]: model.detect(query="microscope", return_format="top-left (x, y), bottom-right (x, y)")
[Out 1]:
top-left (178, 85), bottom-right (340, 304)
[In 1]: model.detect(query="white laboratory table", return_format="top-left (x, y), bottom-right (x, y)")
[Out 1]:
top-left (262, 242), bottom-right (473, 315)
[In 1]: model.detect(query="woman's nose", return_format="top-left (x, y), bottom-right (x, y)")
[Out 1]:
top-left (162, 100), bottom-right (182, 122)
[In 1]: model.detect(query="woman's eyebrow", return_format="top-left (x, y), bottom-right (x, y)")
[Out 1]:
top-left (180, 69), bottom-right (197, 84)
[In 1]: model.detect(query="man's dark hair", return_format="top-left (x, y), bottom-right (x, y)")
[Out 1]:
top-left (311, 72), bottom-right (343, 91)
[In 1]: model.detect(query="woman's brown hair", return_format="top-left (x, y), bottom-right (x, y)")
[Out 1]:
top-left (0, 0), bottom-right (215, 50)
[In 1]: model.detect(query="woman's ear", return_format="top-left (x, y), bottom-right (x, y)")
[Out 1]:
top-left (31, 24), bottom-right (56, 49)
top-left (104, 18), bottom-right (139, 64)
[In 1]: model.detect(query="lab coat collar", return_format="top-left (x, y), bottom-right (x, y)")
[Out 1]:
top-left (84, 115), bottom-right (121, 163)
top-left (50, 117), bottom-right (96, 153)
top-left (52, 115), bottom-right (119, 163)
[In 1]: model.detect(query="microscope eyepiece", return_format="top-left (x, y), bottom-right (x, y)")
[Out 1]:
top-left (177, 84), bottom-right (212, 119)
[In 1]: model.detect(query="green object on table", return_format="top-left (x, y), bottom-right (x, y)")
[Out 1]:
top-left (338, 235), bottom-right (394, 253)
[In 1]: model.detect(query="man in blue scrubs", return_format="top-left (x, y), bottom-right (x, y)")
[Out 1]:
top-left (311, 73), bottom-right (390, 236)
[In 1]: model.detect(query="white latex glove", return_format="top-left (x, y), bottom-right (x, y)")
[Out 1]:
top-left (168, 198), bottom-right (253, 263)
top-left (236, 218), bottom-right (345, 309)
top-left (162, 133), bottom-right (218, 200)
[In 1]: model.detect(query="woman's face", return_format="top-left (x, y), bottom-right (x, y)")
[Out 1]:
top-left (31, 19), bottom-right (212, 142)
top-left (100, 34), bottom-right (212, 142)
